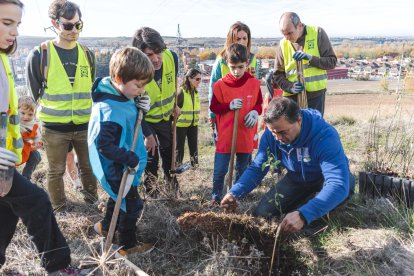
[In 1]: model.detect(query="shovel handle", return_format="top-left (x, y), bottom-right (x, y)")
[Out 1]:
top-left (227, 109), bottom-right (239, 191)
top-left (104, 109), bottom-right (143, 254)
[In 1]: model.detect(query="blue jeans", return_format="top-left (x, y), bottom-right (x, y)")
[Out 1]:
top-left (22, 150), bottom-right (41, 180)
top-left (212, 152), bottom-right (251, 201)
top-left (253, 173), bottom-right (355, 218)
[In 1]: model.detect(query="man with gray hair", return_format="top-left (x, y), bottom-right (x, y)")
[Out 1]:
top-left (273, 12), bottom-right (337, 116)
top-left (220, 97), bottom-right (354, 233)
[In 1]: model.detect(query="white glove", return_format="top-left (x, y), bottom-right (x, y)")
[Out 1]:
top-left (0, 147), bottom-right (17, 170)
top-left (123, 164), bottom-right (139, 198)
top-left (229, 98), bottom-right (243, 110)
top-left (244, 110), bottom-right (259, 128)
top-left (135, 94), bottom-right (151, 113)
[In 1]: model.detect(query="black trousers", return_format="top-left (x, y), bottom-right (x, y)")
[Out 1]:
top-left (143, 120), bottom-right (176, 191)
top-left (22, 150), bottom-right (41, 180)
top-left (101, 187), bottom-right (143, 249)
top-left (176, 125), bottom-right (198, 166)
top-left (0, 170), bottom-right (70, 272)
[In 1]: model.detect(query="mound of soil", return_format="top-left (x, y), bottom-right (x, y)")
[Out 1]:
top-left (177, 211), bottom-right (306, 275)
top-left (178, 211), bottom-right (276, 254)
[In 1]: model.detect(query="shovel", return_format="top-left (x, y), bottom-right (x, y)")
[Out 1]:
top-left (103, 109), bottom-right (144, 255)
top-left (226, 109), bottom-right (239, 191)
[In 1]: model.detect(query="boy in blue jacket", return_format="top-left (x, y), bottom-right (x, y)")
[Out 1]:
top-left (88, 47), bottom-right (154, 256)
top-left (220, 97), bottom-right (355, 233)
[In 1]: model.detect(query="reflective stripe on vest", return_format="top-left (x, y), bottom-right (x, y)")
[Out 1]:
top-left (220, 54), bottom-right (257, 77)
top-left (0, 53), bottom-right (23, 163)
top-left (214, 77), bottom-right (260, 153)
top-left (145, 50), bottom-right (176, 123)
top-left (38, 41), bottom-right (92, 124)
top-left (176, 87), bottom-right (201, 127)
top-left (281, 25), bottom-right (327, 96)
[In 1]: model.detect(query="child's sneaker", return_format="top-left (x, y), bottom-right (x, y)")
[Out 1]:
top-left (48, 265), bottom-right (90, 275)
top-left (93, 221), bottom-right (108, 238)
top-left (115, 242), bottom-right (154, 257)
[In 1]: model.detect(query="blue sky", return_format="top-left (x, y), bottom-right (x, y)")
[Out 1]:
top-left (19, 0), bottom-right (411, 38)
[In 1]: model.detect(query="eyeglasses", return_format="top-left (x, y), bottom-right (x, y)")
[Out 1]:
top-left (193, 77), bottom-right (201, 81)
top-left (57, 20), bottom-right (83, 31)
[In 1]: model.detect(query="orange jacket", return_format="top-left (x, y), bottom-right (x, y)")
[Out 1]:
top-left (18, 122), bottom-right (40, 165)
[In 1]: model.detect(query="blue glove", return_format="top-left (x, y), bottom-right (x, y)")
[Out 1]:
top-left (290, 82), bottom-right (304, 94)
top-left (293, 51), bottom-right (312, 61)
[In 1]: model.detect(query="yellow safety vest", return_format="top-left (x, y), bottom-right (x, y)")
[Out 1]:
top-left (38, 41), bottom-right (92, 124)
top-left (176, 87), bottom-right (200, 127)
top-left (0, 53), bottom-right (23, 163)
top-left (220, 54), bottom-right (257, 77)
top-left (145, 50), bottom-right (176, 123)
top-left (280, 25), bottom-right (328, 96)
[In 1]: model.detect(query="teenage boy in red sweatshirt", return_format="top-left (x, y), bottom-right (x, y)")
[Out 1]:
top-left (210, 43), bottom-right (263, 203)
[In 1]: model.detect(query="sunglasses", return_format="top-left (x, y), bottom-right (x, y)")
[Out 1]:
top-left (57, 20), bottom-right (83, 31)
top-left (193, 77), bottom-right (201, 81)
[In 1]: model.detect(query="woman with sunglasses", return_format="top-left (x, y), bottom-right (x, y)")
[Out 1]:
top-left (0, 0), bottom-right (89, 274)
top-left (176, 68), bottom-right (202, 168)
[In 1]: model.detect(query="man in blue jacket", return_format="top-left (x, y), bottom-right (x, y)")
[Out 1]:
top-left (220, 97), bottom-right (355, 233)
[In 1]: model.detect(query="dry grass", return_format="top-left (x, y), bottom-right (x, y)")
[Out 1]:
top-left (1, 93), bottom-right (414, 275)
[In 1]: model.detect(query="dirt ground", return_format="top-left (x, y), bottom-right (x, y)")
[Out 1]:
top-left (325, 93), bottom-right (414, 121)
top-left (2, 90), bottom-right (413, 275)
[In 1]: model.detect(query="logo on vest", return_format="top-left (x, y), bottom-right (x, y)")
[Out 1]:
top-left (165, 72), bottom-right (173, 85)
top-left (80, 65), bottom-right (89, 78)
top-left (307, 39), bottom-right (315, 50)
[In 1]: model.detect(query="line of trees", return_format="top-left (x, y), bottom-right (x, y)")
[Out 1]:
top-left (192, 43), bottom-right (414, 61)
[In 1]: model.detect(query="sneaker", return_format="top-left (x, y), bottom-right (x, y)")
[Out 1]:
top-left (115, 242), bottom-right (154, 258)
top-left (48, 265), bottom-right (90, 276)
top-left (93, 222), bottom-right (108, 237)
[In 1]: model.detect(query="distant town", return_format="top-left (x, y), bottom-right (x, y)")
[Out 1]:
top-left (10, 36), bottom-right (414, 96)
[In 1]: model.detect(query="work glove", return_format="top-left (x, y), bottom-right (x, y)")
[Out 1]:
top-left (244, 110), bottom-right (259, 128)
top-left (290, 81), bottom-right (304, 94)
top-left (293, 51), bottom-right (312, 61)
top-left (229, 98), bottom-right (243, 110)
top-left (123, 164), bottom-right (139, 198)
top-left (0, 147), bottom-right (17, 170)
top-left (135, 93), bottom-right (151, 113)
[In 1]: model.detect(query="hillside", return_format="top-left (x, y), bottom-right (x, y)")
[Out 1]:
top-left (1, 92), bottom-right (414, 275)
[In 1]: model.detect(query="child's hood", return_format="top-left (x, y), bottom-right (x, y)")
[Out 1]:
top-left (91, 77), bottom-right (129, 103)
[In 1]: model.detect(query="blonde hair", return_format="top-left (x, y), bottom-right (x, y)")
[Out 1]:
top-left (18, 96), bottom-right (36, 112)
top-left (110, 47), bottom-right (154, 84)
